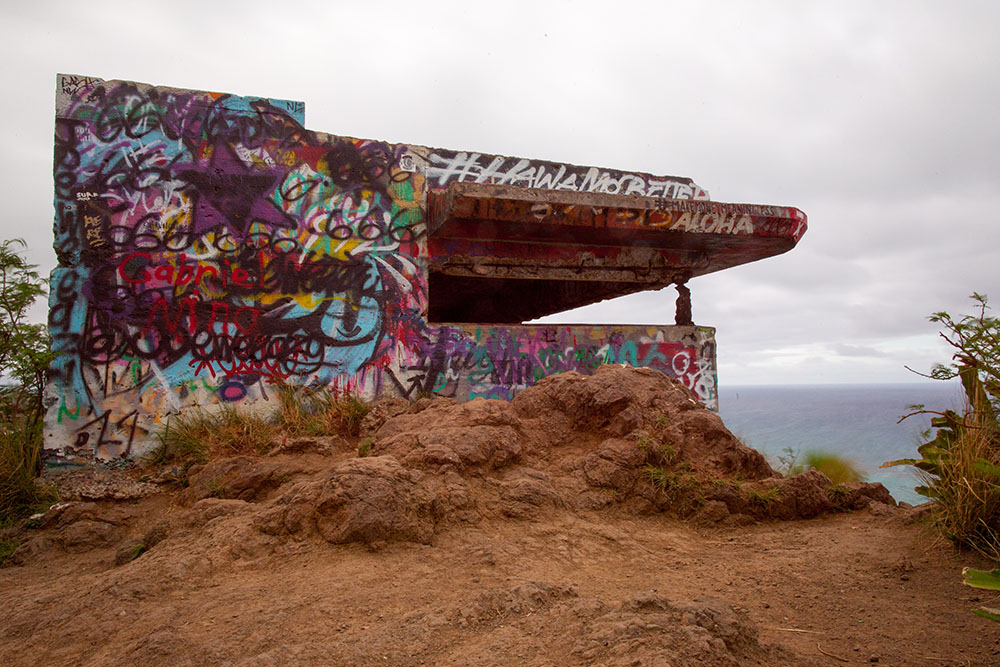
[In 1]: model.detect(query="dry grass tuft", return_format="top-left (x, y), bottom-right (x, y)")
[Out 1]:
top-left (921, 407), bottom-right (1000, 560)
top-left (149, 385), bottom-right (373, 467)
top-left (148, 406), bottom-right (276, 466)
top-left (273, 384), bottom-right (370, 437)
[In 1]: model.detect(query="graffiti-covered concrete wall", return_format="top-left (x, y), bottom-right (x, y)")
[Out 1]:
top-left (47, 75), bottom-right (805, 461)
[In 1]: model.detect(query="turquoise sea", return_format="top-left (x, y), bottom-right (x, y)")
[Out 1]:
top-left (717, 382), bottom-right (964, 505)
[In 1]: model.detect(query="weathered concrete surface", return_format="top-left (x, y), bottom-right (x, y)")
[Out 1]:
top-left (427, 184), bottom-right (805, 322)
top-left (398, 324), bottom-right (717, 409)
top-left (45, 74), bottom-right (804, 461)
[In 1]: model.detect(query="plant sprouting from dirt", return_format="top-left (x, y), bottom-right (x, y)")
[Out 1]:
top-left (826, 485), bottom-right (852, 511)
top-left (0, 536), bottom-right (22, 567)
top-left (643, 464), bottom-right (673, 493)
top-left (146, 416), bottom-right (209, 468)
top-left (636, 434), bottom-right (677, 466)
top-left (643, 465), bottom-right (700, 506)
top-left (776, 446), bottom-right (799, 476)
top-left (319, 393), bottom-right (371, 437)
top-left (357, 438), bottom-right (373, 458)
top-left (125, 543), bottom-right (146, 562)
top-left (207, 477), bottom-right (227, 499)
top-left (746, 485), bottom-right (782, 510)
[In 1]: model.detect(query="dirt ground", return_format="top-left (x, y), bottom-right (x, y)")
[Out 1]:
top-left (2, 493), bottom-right (998, 666)
top-left (5, 368), bottom-right (999, 666)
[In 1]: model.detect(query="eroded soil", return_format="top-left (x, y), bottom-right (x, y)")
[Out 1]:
top-left (2, 498), bottom-right (998, 666)
top-left (3, 367), bottom-right (998, 665)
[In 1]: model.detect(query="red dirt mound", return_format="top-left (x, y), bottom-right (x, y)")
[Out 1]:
top-left (4, 367), bottom-right (995, 666)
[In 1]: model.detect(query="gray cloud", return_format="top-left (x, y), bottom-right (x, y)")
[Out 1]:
top-left (2, 0), bottom-right (997, 382)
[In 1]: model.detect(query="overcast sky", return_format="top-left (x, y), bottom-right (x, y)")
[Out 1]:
top-left (2, 0), bottom-right (996, 385)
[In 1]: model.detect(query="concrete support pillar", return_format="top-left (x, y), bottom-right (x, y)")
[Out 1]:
top-left (674, 281), bottom-right (692, 326)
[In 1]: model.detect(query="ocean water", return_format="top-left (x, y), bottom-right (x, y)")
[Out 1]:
top-left (717, 382), bottom-right (964, 505)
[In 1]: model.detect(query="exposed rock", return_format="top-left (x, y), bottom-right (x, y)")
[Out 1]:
top-left (185, 498), bottom-right (251, 527)
top-left (425, 471), bottom-right (479, 523)
top-left (901, 501), bottom-right (935, 524)
top-left (499, 472), bottom-right (563, 518)
top-left (23, 367), bottom-right (902, 568)
top-left (4, 501), bottom-right (138, 564)
top-left (376, 398), bottom-right (523, 472)
top-left (582, 454), bottom-right (638, 491)
top-left (573, 592), bottom-right (795, 665)
top-left (581, 437), bottom-right (646, 492)
top-left (702, 480), bottom-right (747, 514)
top-left (113, 539), bottom-right (147, 566)
top-left (142, 518), bottom-right (173, 548)
top-left (452, 581), bottom-right (579, 628)
top-left (358, 397), bottom-right (411, 436)
top-left (266, 436), bottom-right (340, 457)
top-left (513, 365), bottom-right (776, 482)
top-left (676, 410), bottom-right (775, 480)
top-left (840, 481), bottom-right (897, 508)
top-left (867, 501), bottom-right (897, 517)
top-left (148, 466), bottom-right (183, 484)
top-left (511, 367), bottom-right (649, 435)
top-left (752, 470), bottom-right (836, 520)
top-left (58, 519), bottom-right (124, 552)
top-left (254, 456), bottom-right (435, 545)
top-left (184, 457), bottom-right (303, 504)
top-left (692, 499), bottom-right (731, 525)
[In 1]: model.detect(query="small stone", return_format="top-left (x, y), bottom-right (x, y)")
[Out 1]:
top-left (113, 539), bottom-right (147, 566)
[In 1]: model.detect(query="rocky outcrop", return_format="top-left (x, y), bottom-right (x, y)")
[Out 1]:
top-left (183, 457), bottom-right (304, 504)
top-left (253, 456), bottom-right (435, 545)
top-left (12, 366), bottom-right (897, 559)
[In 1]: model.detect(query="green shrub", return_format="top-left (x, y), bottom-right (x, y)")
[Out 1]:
top-left (149, 387), bottom-right (373, 468)
top-left (0, 239), bottom-right (53, 423)
top-left (273, 383), bottom-right (320, 435)
top-left (888, 401), bottom-right (1000, 558)
top-left (792, 451), bottom-right (865, 484)
top-left (884, 293), bottom-right (1000, 560)
top-left (775, 446), bottom-right (864, 483)
top-left (0, 536), bottom-right (22, 566)
top-left (962, 568), bottom-right (1000, 622)
top-left (0, 414), bottom-right (58, 523)
top-left (206, 477), bottom-right (227, 499)
top-left (0, 239), bottom-right (57, 525)
top-left (643, 464), bottom-right (673, 493)
top-left (775, 446), bottom-right (798, 476)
